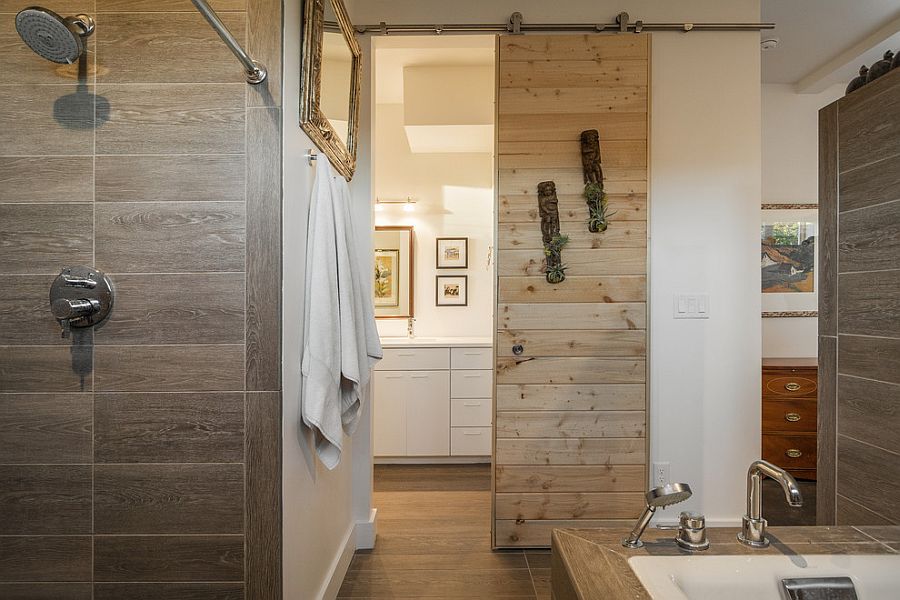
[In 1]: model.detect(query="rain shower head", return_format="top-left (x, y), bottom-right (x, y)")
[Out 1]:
top-left (15, 7), bottom-right (94, 64)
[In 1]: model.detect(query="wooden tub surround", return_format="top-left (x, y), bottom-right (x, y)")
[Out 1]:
top-left (551, 525), bottom-right (900, 599)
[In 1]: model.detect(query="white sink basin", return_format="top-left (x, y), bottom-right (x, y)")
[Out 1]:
top-left (628, 554), bottom-right (900, 599)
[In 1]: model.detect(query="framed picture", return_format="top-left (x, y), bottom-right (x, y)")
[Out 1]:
top-left (436, 237), bottom-right (468, 269)
top-left (761, 207), bottom-right (818, 318)
top-left (373, 249), bottom-right (400, 307)
top-left (436, 275), bottom-right (467, 306)
top-left (373, 226), bottom-right (414, 319)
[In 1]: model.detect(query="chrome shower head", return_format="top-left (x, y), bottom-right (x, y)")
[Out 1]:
top-left (645, 482), bottom-right (693, 508)
top-left (15, 7), bottom-right (94, 64)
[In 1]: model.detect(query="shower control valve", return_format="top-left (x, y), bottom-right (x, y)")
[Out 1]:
top-left (49, 266), bottom-right (114, 332)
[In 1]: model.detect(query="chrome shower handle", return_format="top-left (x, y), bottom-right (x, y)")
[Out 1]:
top-left (61, 273), bottom-right (97, 288)
top-left (51, 297), bottom-right (100, 321)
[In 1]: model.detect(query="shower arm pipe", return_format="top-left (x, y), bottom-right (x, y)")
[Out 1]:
top-left (191, 0), bottom-right (267, 84)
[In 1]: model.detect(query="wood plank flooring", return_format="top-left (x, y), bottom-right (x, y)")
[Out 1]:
top-left (339, 465), bottom-right (550, 599)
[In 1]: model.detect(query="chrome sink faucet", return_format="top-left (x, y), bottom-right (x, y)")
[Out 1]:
top-left (738, 460), bottom-right (803, 548)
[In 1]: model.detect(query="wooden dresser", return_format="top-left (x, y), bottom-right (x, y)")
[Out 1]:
top-left (762, 358), bottom-right (818, 480)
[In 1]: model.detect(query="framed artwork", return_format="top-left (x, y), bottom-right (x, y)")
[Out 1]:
top-left (373, 226), bottom-right (414, 319)
top-left (373, 249), bottom-right (399, 307)
top-left (761, 207), bottom-right (818, 318)
top-left (436, 275), bottom-right (467, 306)
top-left (436, 237), bottom-right (468, 269)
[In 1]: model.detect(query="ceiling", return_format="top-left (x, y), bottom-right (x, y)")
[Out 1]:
top-left (762, 0), bottom-right (900, 90)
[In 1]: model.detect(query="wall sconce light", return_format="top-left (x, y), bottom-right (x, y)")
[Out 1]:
top-left (375, 197), bottom-right (417, 212)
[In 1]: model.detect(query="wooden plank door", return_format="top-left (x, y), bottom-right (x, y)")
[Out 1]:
top-left (493, 33), bottom-right (651, 547)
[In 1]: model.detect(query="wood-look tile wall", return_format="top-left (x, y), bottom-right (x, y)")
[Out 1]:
top-left (494, 34), bottom-right (650, 548)
top-left (818, 68), bottom-right (900, 527)
top-left (0, 0), bottom-right (282, 597)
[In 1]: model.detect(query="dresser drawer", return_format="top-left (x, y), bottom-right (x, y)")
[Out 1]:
top-left (376, 347), bottom-right (450, 371)
top-left (762, 399), bottom-right (817, 433)
top-left (762, 434), bottom-right (817, 470)
top-left (451, 427), bottom-right (492, 456)
top-left (451, 370), bottom-right (493, 398)
top-left (451, 398), bottom-right (492, 427)
top-left (451, 346), bottom-right (493, 370)
top-left (763, 369), bottom-right (817, 398)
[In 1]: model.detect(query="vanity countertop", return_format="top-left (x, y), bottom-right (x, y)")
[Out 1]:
top-left (551, 525), bottom-right (900, 599)
top-left (379, 336), bottom-right (492, 348)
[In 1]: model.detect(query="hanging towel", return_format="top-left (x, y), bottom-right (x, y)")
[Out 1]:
top-left (301, 156), bottom-right (383, 470)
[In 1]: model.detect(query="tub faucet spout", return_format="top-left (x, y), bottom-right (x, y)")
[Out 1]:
top-left (738, 459), bottom-right (802, 548)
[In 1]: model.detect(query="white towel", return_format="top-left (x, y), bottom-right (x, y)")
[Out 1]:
top-left (301, 157), bottom-right (383, 469)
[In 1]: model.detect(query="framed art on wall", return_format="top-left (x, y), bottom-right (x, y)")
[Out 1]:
top-left (436, 237), bottom-right (468, 269)
top-left (373, 249), bottom-right (400, 307)
top-left (436, 275), bottom-right (467, 306)
top-left (373, 226), bottom-right (414, 318)
top-left (760, 206), bottom-right (818, 318)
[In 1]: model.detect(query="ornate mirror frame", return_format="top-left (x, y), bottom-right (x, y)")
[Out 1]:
top-left (300, 0), bottom-right (361, 180)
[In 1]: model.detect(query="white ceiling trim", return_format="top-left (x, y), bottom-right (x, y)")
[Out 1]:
top-left (795, 14), bottom-right (900, 93)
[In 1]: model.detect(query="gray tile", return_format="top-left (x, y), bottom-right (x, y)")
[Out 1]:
top-left (94, 344), bottom-right (244, 392)
top-left (0, 275), bottom-right (68, 344)
top-left (836, 436), bottom-right (900, 524)
top-left (0, 157), bottom-right (93, 203)
top-left (818, 103), bottom-right (837, 336)
top-left (838, 375), bottom-right (900, 455)
top-left (0, 85), bottom-right (94, 155)
top-left (837, 494), bottom-right (896, 526)
top-left (838, 72), bottom-right (900, 174)
top-left (94, 273), bottom-right (245, 345)
top-left (246, 392), bottom-right (281, 600)
top-left (247, 0), bottom-right (282, 108)
top-left (817, 335), bottom-right (836, 525)
top-left (0, 345), bottom-right (92, 392)
top-left (95, 202), bottom-right (245, 274)
top-left (0, 536), bottom-right (92, 582)
top-left (95, 463), bottom-right (244, 534)
top-left (0, 465), bottom-right (91, 534)
top-left (94, 583), bottom-right (244, 600)
top-left (94, 392), bottom-right (244, 463)
top-left (838, 270), bottom-right (900, 338)
top-left (840, 155), bottom-right (900, 213)
top-left (0, 393), bottom-right (92, 463)
top-left (838, 334), bottom-right (900, 385)
top-left (95, 155), bottom-right (245, 203)
top-left (0, 204), bottom-right (92, 275)
top-left (96, 84), bottom-right (245, 154)
top-left (94, 535), bottom-right (244, 582)
top-left (0, 583), bottom-right (92, 600)
top-left (246, 108), bottom-right (281, 391)
top-left (838, 199), bottom-right (900, 274)
top-left (97, 12), bottom-right (246, 84)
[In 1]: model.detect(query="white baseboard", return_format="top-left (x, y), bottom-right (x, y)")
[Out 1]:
top-left (320, 525), bottom-right (357, 600)
top-left (355, 508), bottom-right (378, 550)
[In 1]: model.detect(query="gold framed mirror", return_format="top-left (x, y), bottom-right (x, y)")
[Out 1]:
top-left (300, 0), bottom-right (361, 180)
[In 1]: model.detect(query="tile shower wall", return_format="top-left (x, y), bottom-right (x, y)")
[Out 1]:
top-left (0, 1), bottom-right (282, 598)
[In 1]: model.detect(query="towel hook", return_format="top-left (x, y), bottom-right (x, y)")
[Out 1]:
top-left (305, 149), bottom-right (318, 166)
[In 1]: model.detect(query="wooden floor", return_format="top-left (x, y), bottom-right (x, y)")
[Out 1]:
top-left (338, 465), bottom-right (550, 599)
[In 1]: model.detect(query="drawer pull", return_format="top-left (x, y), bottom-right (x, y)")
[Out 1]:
top-left (463, 352), bottom-right (483, 356)
top-left (463, 402), bottom-right (482, 407)
top-left (784, 382), bottom-right (801, 391)
top-left (784, 413), bottom-right (802, 422)
top-left (397, 352), bottom-right (416, 356)
top-left (384, 375), bottom-right (403, 379)
top-left (463, 431), bottom-right (483, 436)
top-left (410, 375), bottom-right (429, 379)
top-left (462, 374), bottom-right (483, 378)
top-left (785, 449), bottom-right (802, 458)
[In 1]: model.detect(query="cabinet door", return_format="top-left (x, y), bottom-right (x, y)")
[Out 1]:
top-left (373, 371), bottom-right (407, 456)
top-left (406, 371), bottom-right (451, 456)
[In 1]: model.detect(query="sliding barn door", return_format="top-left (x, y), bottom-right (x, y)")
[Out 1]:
top-left (493, 34), bottom-right (650, 547)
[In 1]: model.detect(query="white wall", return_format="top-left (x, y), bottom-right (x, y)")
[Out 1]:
top-left (759, 83), bottom-right (843, 359)
top-left (282, 0), bottom-right (375, 597)
top-left (351, 0), bottom-right (764, 525)
top-left (373, 103), bottom-right (494, 339)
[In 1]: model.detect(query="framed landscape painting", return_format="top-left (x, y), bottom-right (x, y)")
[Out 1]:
top-left (436, 275), bottom-right (467, 306)
top-left (761, 206), bottom-right (818, 318)
top-left (436, 237), bottom-right (468, 269)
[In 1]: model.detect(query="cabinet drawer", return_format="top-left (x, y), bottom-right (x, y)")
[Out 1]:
top-left (762, 399), bottom-right (817, 433)
top-left (451, 427), bottom-right (492, 456)
top-left (763, 369), bottom-right (817, 398)
top-left (376, 347), bottom-right (450, 371)
top-left (762, 434), bottom-right (817, 470)
top-left (451, 347), bottom-right (493, 370)
top-left (451, 398), bottom-right (492, 427)
top-left (451, 370), bottom-right (493, 398)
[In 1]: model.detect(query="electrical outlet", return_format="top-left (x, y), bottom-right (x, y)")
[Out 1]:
top-left (653, 462), bottom-right (670, 488)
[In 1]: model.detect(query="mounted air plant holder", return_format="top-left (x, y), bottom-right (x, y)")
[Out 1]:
top-left (537, 181), bottom-right (569, 284)
top-left (581, 129), bottom-right (616, 233)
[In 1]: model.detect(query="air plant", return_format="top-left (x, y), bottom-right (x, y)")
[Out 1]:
top-left (584, 182), bottom-right (617, 233)
top-left (543, 233), bottom-right (569, 284)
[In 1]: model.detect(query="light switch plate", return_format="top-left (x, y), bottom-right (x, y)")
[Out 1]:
top-left (673, 294), bottom-right (710, 319)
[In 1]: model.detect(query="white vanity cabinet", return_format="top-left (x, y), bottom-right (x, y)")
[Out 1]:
top-left (374, 340), bottom-right (492, 461)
